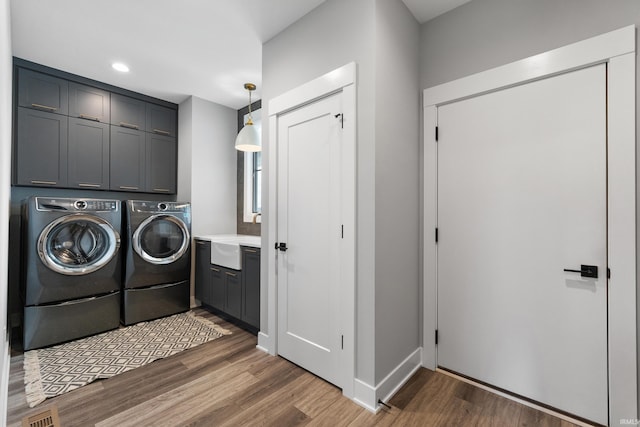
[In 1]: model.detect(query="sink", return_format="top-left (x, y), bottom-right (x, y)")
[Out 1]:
top-left (210, 241), bottom-right (242, 270)
top-left (200, 234), bottom-right (260, 270)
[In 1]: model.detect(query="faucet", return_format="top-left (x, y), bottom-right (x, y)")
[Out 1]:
top-left (252, 212), bottom-right (262, 224)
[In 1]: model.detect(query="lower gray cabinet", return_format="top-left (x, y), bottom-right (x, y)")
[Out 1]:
top-left (194, 240), bottom-right (211, 304)
top-left (15, 107), bottom-right (68, 187)
top-left (241, 247), bottom-right (260, 329)
top-left (194, 242), bottom-right (260, 332)
top-left (209, 266), bottom-right (242, 319)
top-left (67, 118), bottom-right (109, 189)
top-left (110, 126), bottom-right (146, 192)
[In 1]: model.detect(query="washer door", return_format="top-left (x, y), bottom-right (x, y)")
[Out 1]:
top-left (133, 214), bottom-right (190, 265)
top-left (38, 214), bottom-right (121, 276)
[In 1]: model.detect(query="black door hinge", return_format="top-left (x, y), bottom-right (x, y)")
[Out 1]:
top-left (435, 330), bottom-right (438, 345)
top-left (435, 126), bottom-right (439, 142)
top-left (435, 228), bottom-right (438, 243)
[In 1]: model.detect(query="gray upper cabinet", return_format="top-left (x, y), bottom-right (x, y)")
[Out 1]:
top-left (147, 104), bottom-right (177, 137)
top-left (14, 61), bottom-right (178, 193)
top-left (111, 94), bottom-right (146, 130)
top-left (69, 83), bottom-right (110, 123)
top-left (18, 68), bottom-right (68, 115)
top-left (146, 133), bottom-right (176, 194)
top-left (16, 107), bottom-right (68, 187)
top-left (110, 126), bottom-right (146, 192)
top-left (67, 118), bottom-right (110, 189)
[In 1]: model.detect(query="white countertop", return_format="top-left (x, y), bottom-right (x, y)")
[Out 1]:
top-left (195, 234), bottom-right (261, 249)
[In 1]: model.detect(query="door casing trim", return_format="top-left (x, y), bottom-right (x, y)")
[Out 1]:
top-left (262, 62), bottom-right (356, 400)
top-left (423, 25), bottom-right (636, 425)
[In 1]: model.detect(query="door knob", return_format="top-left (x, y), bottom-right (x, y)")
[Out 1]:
top-left (563, 264), bottom-right (598, 279)
top-left (275, 242), bottom-right (288, 252)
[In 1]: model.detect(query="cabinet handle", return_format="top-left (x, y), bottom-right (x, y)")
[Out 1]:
top-left (225, 272), bottom-right (237, 277)
top-left (120, 122), bottom-right (139, 130)
top-left (244, 249), bottom-right (257, 253)
top-left (119, 185), bottom-right (139, 190)
top-left (153, 129), bottom-right (171, 136)
top-left (210, 267), bottom-right (220, 272)
top-left (196, 241), bottom-right (206, 246)
top-left (31, 103), bottom-right (57, 111)
top-left (80, 114), bottom-right (100, 121)
top-left (153, 188), bottom-right (171, 193)
top-left (31, 180), bottom-right (56, 185)
top-left (78, 183), bottom-right (101, 188)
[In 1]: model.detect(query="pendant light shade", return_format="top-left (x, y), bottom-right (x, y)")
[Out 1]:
top-left (235, 83), bottom-right (261, 152)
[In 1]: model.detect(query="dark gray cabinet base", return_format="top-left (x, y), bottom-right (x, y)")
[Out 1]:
top-left (194, 241), bottom-right (260, 334)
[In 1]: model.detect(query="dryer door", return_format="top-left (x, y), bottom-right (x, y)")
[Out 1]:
top-left (38, 214), bottom-right (121, 276)
top-left (133, 214), bottom-right (190, 265)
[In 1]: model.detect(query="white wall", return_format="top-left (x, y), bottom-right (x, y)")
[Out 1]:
top-left (0, 0), bottom-right (11, 423)
top-left (262, 0), bottom-right (422, 394)
top-left (419, 0), bottom-right (640, 413)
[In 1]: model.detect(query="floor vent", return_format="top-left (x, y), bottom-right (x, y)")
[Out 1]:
top-left (22, 406), bottom-right (60, 427)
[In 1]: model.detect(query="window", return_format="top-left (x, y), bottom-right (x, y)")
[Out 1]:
top-left (243, 109), bottom-right (261, 223)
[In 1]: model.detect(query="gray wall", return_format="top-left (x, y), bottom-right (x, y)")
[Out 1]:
top-left (373, 0), bottom-right (420, 384)
top-left (419, 0), bottom-right (640, 411)
top-left (177, 96), bottom-right (237, 305)
top-left (263, 0), bottom-right (377, 385)
top-left (263, 0), bottom-right (421, 387)
top-left (0, 0), bottom-right (11, 419)
top-left (178, 96), bottom-right (237, 238)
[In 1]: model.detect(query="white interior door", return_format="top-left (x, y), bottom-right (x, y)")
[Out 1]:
top-left (277, 91), bottom-right (343, 387)
top-left (437, 64), bottom-right (607, 424)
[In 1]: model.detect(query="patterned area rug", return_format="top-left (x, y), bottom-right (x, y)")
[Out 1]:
top-left (24, 311), bottom-right (231, 407)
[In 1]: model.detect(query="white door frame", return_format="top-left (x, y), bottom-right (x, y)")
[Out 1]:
top-left (263, 62), bottom-right (357, 399)
top-left (423, 26), bottom-right (636, 425)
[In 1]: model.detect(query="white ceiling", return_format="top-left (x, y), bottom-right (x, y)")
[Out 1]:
top-left (402, 0), bottom-right (472, 23)
top-left (10, 0), bottom-right (467, 110)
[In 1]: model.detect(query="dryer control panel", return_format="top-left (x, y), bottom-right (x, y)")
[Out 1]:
top-left (36, 197), bottom-right (119, 212)
top-left (128, 200), bottom-right (190, 213)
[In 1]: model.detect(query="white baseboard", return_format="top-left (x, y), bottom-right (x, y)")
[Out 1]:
top-left (353, 347), bottom-right (423, 412)
top-left (353, 379), bottom-right (378, 412)
top-left (256, 332), bottom-right (275, 355)
top-left (190, 296), bottom-right (199, 308)
top-left (1, 329), bottom-right (9, 427)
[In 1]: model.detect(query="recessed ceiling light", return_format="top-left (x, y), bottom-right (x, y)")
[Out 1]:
top-left (112, 62), bottom-right (130, 73)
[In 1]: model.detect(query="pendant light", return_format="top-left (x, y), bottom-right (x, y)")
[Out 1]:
top-left (235, 83), bottom-right (261, 152)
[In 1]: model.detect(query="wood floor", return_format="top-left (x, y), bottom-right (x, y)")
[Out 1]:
top-left (7, 309), bottom-right (581, 426)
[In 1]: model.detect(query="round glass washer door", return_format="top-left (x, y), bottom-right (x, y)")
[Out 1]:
top-left (38, 214), bottom-right (121, 276)
top-left (133, 214), bottom-right (190, 265)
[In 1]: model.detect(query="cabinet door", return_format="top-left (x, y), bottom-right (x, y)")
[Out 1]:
top-left (194, 240), bottom-right (211, 304)
top-left (18, 68), bottom-right (68, 115)
top-left (241, 247), bottom-right (261, 328)
top-left (111, 93), bottom-right (145, 130)
top-left (15, 107), bottom-right (68, 187)
top-left (146, 133), bottom-right (176, 194)
top-left (225, 270), bottom-right (242, 319)
top-left (69, 83), bottom-right (110, 123)
top-left (146, 104), bottom-right (177, 137)
top-left (109, 126), bottom-right (145, 192)
top-left (68, 118), bottom-right (109, 189)
top-left (210, 266), bottom-right (226, 311)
